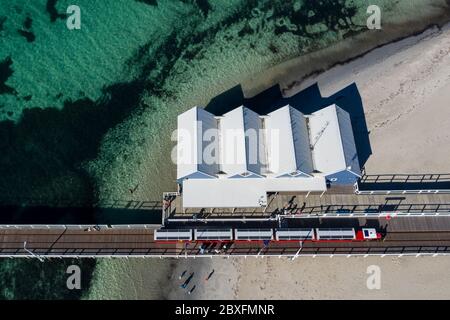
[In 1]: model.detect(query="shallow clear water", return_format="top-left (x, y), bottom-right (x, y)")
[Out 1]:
top-left (0, 258), bottom-right (95, 300)
top-left (0, 0), bottom-right (447, 299)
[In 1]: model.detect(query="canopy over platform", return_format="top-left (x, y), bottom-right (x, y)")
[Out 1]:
top-left (182, 177), bottom-right (326, 208)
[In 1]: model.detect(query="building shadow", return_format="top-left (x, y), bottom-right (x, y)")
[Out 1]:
top-left (204, 84), bottom-right (245, 115)
top-left (205, 82), bottom-right (372, 169)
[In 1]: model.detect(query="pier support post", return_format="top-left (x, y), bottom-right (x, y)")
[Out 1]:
top-left (292, 248), bottom-right (302, 260)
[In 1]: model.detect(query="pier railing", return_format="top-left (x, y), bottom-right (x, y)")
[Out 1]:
top-left (2, 245), bottom-right (450, 258)
top-left (360, 173), bottom-right (450, 184)
top-left (0, 224), bottom-right (160, 230)
top-left (356, 173), bottom-right (450, 194)
top-left (0, 197), bottom-right (162, 210)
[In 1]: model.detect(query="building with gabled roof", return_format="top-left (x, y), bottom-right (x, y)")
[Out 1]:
top-left (175, 102), bottom-right (360, 208)
top-left (218, 106), bottom-right (266, 178)
top-left (308, 104), bottom-right (361, 184)
top-left (176, 106), bottom-right (219, 181)
top-left (264, 105), bottom-right (313, 177)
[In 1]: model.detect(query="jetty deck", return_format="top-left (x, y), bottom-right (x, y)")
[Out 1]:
top-left (3, 217), bottom-right (450, 257)
top-left (165, 192), bottom-right (450, 219)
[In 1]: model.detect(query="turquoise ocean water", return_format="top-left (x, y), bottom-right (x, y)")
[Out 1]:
top-left (0, 0), bottom-right (448, 299)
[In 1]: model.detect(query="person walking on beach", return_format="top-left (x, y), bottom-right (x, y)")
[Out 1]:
top-left (129, 184), bottom-right (139, 194)
top-left (179, 270), bottom-right (187, 280)
top-left (188, 285), bottom-right (196, 295)
top-left (205, 269), bottom-right (215, 282)
top-left (181, 272), bottom-right (194, 289)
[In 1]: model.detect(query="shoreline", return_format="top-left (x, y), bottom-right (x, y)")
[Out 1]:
top-left (85, 2), bottom-right (450, 300)
top-left (241, 8), bottom-right (450, 97)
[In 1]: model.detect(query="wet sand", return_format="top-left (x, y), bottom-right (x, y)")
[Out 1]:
top-left (166, 22), bottom-right (450, 300)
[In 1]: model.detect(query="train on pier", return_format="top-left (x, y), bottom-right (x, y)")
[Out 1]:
top-left (154, 228), bottom-right (382, 243)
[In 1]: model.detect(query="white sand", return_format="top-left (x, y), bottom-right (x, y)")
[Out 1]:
top-left (169, 256), bottom-right (450, 300)
top-left (166, 23), bottom-right (450, 300)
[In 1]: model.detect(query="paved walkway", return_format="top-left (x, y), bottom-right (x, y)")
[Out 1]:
top-left (166, 193), bottom-right (450, 219)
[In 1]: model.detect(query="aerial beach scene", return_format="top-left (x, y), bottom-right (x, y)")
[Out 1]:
top-left (1, 0), bottom-right (450, 303)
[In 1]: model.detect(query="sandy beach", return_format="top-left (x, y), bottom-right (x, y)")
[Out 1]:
top-left (290, 23), bottom-right (450, 174)
top-left (165, 22), bottom-right (450, 300)
top-left (168, 256), bottom-right (450, 299)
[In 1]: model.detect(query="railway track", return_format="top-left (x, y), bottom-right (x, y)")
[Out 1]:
top-left (2, 228), bottom-right (450, 257)
top-left (3, 215), bottom-right (450, 257)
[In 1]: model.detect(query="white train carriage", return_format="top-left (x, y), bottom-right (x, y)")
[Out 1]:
top-left (275, 228), bottom-right (315, 241)
top-left (154, 229), bottom-right (193, 241)
top-left (194, 229), bottom-right (233, 241)
top-left (234, 229), bottom-right (274, 241)
top-left (315, 228), bottom-right (356, 240)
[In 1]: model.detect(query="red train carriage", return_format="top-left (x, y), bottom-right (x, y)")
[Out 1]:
top-left (154, 227), bottom-right (382, 244)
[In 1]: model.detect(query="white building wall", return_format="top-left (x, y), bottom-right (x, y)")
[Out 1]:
top-left (219, 106), bottom-right (265, 177)
top-left (289, 107), bottom-right (314, 175)
top-left (309, 104), bottom-right (360, 177)
top-left (177, 107), bottom-right (218, 181)
top-left (197, 108), bottom-right (219, 176)
top-left (219, 107), bottom-right (247, 177)
top-left (243, 107), bottom-right (266, 176)
top-left (335, 106), bottom-right (361, 176)
top-left (265, 106), bottom-right (313, 177)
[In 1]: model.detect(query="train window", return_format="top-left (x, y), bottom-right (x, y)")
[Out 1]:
top-left (364, 230), bottom-right (370, 237)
